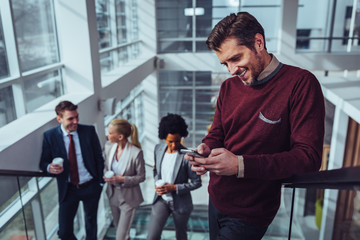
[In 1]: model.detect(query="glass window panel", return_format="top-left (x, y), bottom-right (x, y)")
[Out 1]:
top-left (331, 190), bottom-right (360, 239)
top-left (96, 0), bottom-right (111, 50)
top-left (196, 41), bottom-right (209, 52)
top-left (307, 39), bottom-right (360, 53)
top-left (159, 71), bottom-right (194, 87)
top-left (118, 47), bottom-right (129, 65)
top-left (195, 71), bottom-right (212, 86)
top-left (97, 0), bottom-right (140, 77)
top-left (297, 0), bottom-right (360, 52)
top-left (157, 18), bottom-right (192, 38)
top-left (0, 86), bottom-right (16, 128)
top-left (158, 41), bottom-right (193, 53)
top-left (40, 178), bottom-right (59, 239)
top-left (195, 89), bottom-right (215, 132)
top-left (159, 89), bottom-right (192, 120)
top-left (297, 0), bottom-right (330, 38)
top-left (0, 176), bottom-right (20, 212)
top-left (116, 0), bottom-right (127, 44)
top-left (156, 0), bottom-right (193, 39)
top-left (0, 204), bottom-right (35, 239)
top-left (157, 0), bottom-right (281, 53)
top-left (100, 52), bottom-right (112, 72)
top-left (24, 70), bottom-right (64, 113)
top-left (131, 42), bottom-right (141, 59)
top-left (130, 0), bottom-right (139, 41)
top-left (332, 2), bottom-right (357, 40)
top-left (159, 71), bottom-right (221, 147)
top-left (12, 0), bottom-right (59, 72)
top-left (0, 14), bottom-right (9, 79)
top-left (196, 0), bottom-right (220, 38)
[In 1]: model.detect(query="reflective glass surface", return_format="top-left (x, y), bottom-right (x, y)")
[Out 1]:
top-left (157, 0), bottom-right (281, 53)
top-left (0, 14), bottom-right (9, 79)
top-left (0, 176), bottom-right (20, 213)
top-left (297, 0), bottom-right (360, 52)
top-left (24, 70), bottom-right (63, 113)
top-left (157, 0), bottom-right (193, 39)
top-left (159, 71), bottom-right (216, 148)
top-left (158, 40), bottom-right (193, 53)
top-left (40, 179), bottom-right (59, 239)
top-left (0, 86), bottom-right (16, 128)
top-left (0, 204), bottom-right (35, 239)
top-left (96, 0), bottom-right (140, 74)
top-left (96, 0), bottom-right (111, 49)
top-left (115, 0), bottom-right (127, 44)
top-left (159, 71), bottom-right (193, 87)
top-left (12, 0), bottom-right (59, 72)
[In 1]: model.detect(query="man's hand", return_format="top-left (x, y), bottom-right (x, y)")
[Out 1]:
top-left (49, 163), bottom-right (64, 174)
top-left (188, 147), bottom-right (238, 176)
top-left (155, 183), bottom-right (176, 196)
top-left (184, 143), bottom-right (210, 175)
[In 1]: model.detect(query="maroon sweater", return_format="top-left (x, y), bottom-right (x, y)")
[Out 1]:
top-left (203, 64), bottom-right (325, 226)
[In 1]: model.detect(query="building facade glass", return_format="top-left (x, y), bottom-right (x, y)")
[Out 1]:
top-left (96, 0), bottom-right (141, 75)
top-left (0, 0), bottom-right (64, 127)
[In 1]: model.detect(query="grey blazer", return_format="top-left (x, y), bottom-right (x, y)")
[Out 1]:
top-left (153, 143), bottom-right (202, 214)
top-left (104, 141), bottom-right (145, 208)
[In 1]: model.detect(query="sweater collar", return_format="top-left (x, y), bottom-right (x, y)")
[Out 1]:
top-left (252, 54), bottom-right (283, 86)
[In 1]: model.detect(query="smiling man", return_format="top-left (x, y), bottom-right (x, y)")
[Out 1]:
top-left (39, 100), bottom-right (104, 240)
top-left (185, 12), bottom-right (325, 239)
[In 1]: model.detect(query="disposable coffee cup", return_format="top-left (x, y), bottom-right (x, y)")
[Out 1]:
top-left (105, 170), bottom-right (115, 178)
top-left (52, 157), bottom-right (64, 167)
top-left (155, 179), bottom-right (165, 187)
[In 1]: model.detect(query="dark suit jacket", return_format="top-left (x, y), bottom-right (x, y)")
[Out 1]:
top-left (153, 143), bottom-right (202, 214)
top-left (39, 124), bottom-right (104, 203)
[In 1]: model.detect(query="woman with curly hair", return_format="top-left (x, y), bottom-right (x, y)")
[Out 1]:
top-left (147, 113), bottom-right (202, 240)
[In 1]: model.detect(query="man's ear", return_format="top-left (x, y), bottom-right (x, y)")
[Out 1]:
top-left (56, 115), bottom-right (62, 124)
top-left (254, 33), bottom-right (265, 51)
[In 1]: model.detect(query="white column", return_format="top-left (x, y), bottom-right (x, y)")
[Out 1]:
top-left (53, 0), bottom-right (105, 144)
top-left (319, 106), bottom-right (348, 240)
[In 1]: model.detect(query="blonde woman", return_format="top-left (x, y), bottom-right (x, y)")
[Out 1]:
top-left (104, 119), bottom-right (145, 240)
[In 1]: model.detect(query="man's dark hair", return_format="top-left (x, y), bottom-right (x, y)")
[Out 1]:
top-left (158, 113), bottom-right (188, 139)
top-left (206, 12), bottom-right (266, 52)
top-left (55, 101), bottom-right (78, 117)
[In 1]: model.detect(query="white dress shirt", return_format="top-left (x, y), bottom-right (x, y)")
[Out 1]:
top-left (160, 152), bottom-right (177, 201)
top-left (60, 125), bottom-right (93, 184)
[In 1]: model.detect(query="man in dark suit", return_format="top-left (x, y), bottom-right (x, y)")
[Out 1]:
top-left (39, 100), bottom-right (104, 240)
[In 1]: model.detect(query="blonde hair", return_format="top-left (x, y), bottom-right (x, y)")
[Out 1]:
top-left (109, 119), bottom-right (142, 149)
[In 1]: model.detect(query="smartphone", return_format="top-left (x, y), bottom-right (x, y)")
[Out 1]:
top-left (180, 149), bottom-right (205, 158)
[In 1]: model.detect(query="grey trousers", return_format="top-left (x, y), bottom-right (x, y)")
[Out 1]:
top-left (147, 198), bottom-right (191, 240)
top-left (109, 192), bottom-right (136, 240)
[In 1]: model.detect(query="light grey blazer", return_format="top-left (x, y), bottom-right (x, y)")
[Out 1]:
top-left (153, 143), bottom-right (202, 214)
top-left (104, 141), bottom-right (145, 208)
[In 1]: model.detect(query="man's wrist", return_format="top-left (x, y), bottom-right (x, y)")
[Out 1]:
top-left (236, 155), bottom-right (244, 178)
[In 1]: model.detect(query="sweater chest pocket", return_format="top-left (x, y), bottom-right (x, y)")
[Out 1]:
top-left (253, 111), bottom-right (283, 142)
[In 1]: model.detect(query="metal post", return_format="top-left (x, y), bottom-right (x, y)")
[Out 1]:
top-left (288, 187), bottom-right (296, 240)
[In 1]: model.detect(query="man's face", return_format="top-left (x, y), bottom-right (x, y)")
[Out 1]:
top-left (215, 36), bottom-right (266, 86)
top-left (56, 110), bottom-right (79, 133)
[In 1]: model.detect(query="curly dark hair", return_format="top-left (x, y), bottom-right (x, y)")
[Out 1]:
top-left (158, 113), bottom-right (188, 139)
